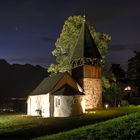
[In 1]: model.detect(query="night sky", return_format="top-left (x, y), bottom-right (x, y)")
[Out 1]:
top-left (0, 0), bottom-right (140, 70)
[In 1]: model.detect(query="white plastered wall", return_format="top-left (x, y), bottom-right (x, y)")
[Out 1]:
top-left (53, 95), bottom-right (85, 117)
top-left (27, 94), bottom-right (50, 117)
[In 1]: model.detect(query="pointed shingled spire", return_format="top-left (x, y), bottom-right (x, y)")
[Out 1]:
top-left (71, 20), bottom-right (102, 66)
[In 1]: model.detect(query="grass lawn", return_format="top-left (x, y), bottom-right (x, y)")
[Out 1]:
top-left (0, 106), bottom-right (140, 139)
top-left (36, 111), bottom-right (140, 140)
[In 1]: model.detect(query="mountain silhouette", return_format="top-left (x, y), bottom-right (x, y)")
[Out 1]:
top-left (0, 59), bottom-right (49, 102)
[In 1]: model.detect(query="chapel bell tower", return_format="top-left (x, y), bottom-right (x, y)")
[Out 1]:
top-left (71, 19), bottom-right (103, 110)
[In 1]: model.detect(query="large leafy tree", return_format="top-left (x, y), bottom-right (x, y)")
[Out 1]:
top-left (48, 15), bottom-right (111, 75)
top-left (102, 65), bottom-right (125, 107)
top-left (104, 82), bottom-right (124, 107)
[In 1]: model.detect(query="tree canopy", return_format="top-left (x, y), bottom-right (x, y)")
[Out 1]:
top-left (48, 15), bottom-right (111, 75)
top-left (104, 82), bottom-right (124, 107)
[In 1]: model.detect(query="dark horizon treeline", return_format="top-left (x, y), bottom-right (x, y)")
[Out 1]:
top-left (0, 59), bottom-right (49, 102)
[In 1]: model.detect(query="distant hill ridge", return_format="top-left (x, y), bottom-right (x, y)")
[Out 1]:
top-left (0, 59), bottom-right (49, 100)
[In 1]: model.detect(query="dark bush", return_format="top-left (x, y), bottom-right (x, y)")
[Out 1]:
top-left (38, 112), bottom-right (140, 140)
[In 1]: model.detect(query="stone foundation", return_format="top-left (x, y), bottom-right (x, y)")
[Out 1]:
top-left (83, 78), bottom-right (102, 109)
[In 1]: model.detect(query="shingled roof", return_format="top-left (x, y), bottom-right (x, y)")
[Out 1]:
top-left (71, 20), bottom-right (102, 61)
top-left (52, 84), bottom-right (84, 96)
top-left (30, 73), bottom-right (65, 95)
